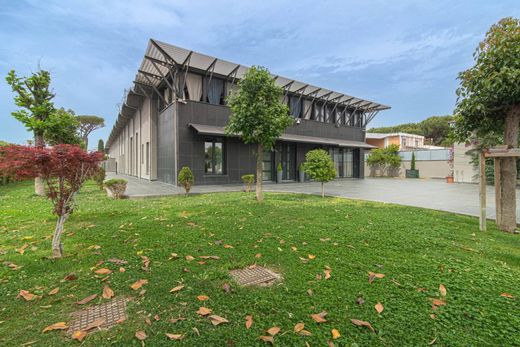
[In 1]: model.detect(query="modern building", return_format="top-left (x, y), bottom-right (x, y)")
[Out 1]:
top-left (366, 132), bottom-right (445, 150)
top-left (106, 39), bottom-right (390, 185)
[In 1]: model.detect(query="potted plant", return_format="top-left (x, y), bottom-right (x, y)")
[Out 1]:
top-left (405, 152), bottom-right (419, 178)
top-left (277, 162), bottom-right (283, 183)
top-left (241, 174), bottom-right (255, 192)
top-left (299, 163), bottom-right (305, 182)
top-left (104, 178), bottom-right (127, 199)
top-left (178, 166), bottom-right (194, 195)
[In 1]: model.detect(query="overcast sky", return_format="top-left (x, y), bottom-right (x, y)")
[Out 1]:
top-left (0, 0), bottom-right (518, 148)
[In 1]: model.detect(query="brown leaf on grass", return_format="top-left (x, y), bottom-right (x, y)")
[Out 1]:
top-left (311, 311), bottom-right (328, 323)
top-left (196, 307), bottom-right (212, 316)
top-left (4, 261), bottom-right (22, 270)
top-left (197, 295), bottom-right (209, 301)
top-left (17, 244), bottom-right (28, 255)
top-left (267, 326), bottom-right (280, 336)
top-left (71, 330), bottom-right (87, 341)
top-left (259, 335), bottom-right (274, 344)
top-left (331, 328), bottom-right (341, 339)
top-left (299, 329), bottom-right (312, 336)
top-left (169, 317), bottom-right (186, 323)
top-left (18, 290), bottom-right (35, 301)
top-left (368, 272), bottom-right (385, 283)
top-left (169, 253), bottom-right (179, 260)
top-left (135, 330), bottom-right (147, 341)
top-left (107, 258), bottom-right (127, 265)
top-left (187, 222), bottom-right (197, 227)
top-left (48, 287), bottom-right (59, 296)
top-left (63, 273), bottom-right (77, 281)
top-left (439, 284), bottom-right (447, 297)
top-left (102, 286), bottom-right (114, 299)
top-left (84, 318), bottom-right (106, 331)
top-left (119, 267), bottom-right (126, 272)
top-left (245, 315), bottom-right (253, 329)
top-left (42, 322), bottom-right (68, 333)
top-left (307, 288), bottom-right (313, 296)
top-left (141, 256), bottom-right (150, 271)
top-left (324, 269), bottom-right (331, 280)
top-left (208, 314), bottom-right (229, 325)
top-left (165, 333), bottom-right (184, 340)
top-left (500, 292), bottom-right (514, 299)
top-left (224, 244), bottom-right (234, 249)
top-left (130, 279), bottom-right (148, 290)
top-left (170, 285), bottom-right (185, 293)
top-left (76, 294), bottom-right (97, 305)
top-left (356, 297), bottom-right (365, 305)
top-left (185, 255), bottom-right (195, 261)
top-left (308, 254), bottom-right (316, 260)
top-left (94, 268), bottom-right (112, 275)
top-left (255, 253), bottom-right (262, 258)
top-left (350, 319), bottom-right (375, 333)
top-left (200, 255), bottom-right (220, 260)
top-left (375, 302), bottom-right (384, 314)
top-left (431, 298), bottom-right (446, 307)
top-left (294, 322), bottom-right (305, 333)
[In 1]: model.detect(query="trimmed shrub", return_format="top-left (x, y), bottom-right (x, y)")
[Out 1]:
top-left (104, 178), bottom-right (127, 199)
top-left (241, 174), bottom-right (255, 192)
top-left (303, 149), bottom-right (336, 197)
top-left (92, 166), bottom-right (106, 190)
top-left (411, 152), bottom-right (416, 171)
top-left (178, 166), bottom-right (194, 195)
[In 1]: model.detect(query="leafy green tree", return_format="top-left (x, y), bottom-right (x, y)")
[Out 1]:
top-left (43, 108), bottom-right (81, 146)
top-left (226, 66), bottom-right (292, 201)
top-left (453, 17), bottom-right (520, 233)
top-left (98, 139), bottom-right (105, 153)
top-left (6, 69), bottom-right (56, 196)
top-left (76, 115), bottom-right (105, 149)
top-left (303, 149), bottom-right (336, 197)
top-left (367, 144), bottom-right (402, 176)
top-left (178, 166), bottom-right (194, 196)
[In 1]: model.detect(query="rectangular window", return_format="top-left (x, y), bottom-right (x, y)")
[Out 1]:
top-left (204, 137), bottom-right (225, 175)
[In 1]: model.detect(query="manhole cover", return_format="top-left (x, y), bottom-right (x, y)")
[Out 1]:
top-left (230, 266), bottom-right (281, 286)
top-left (68, 297), bottom-right (128, 334)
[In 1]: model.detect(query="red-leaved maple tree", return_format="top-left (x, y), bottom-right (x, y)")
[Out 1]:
top-left (0, 144), bottom-right (103, 258)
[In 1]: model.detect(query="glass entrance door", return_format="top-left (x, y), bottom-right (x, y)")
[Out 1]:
top-left (280, 143), bottom-right (296, 181)
top-left (262, 149), bottom-right (274, 181)
top-left (329, 147), bottom-right (355, 178)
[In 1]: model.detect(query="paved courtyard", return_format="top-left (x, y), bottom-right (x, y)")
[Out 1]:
top-left (106, 173), bottom-right (520, 223)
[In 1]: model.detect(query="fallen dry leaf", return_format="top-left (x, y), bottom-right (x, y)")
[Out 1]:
top-left (84, 318), bottom-right (106, 331)
top-left (307, 288), bottom-right (313, 296)
top-left (165, 333), bottom-right (184, 340)
top-left (331, 328), bottom-right (341, 339)
top-left (375, 302), bottom-right (384, 314)
top-left (130, 279), bottom-right (148, 290)
top-left (208, 314), bottom-right (229, 325)
top-left (431, 298), bottom-right (446, 307)
top-left (71, 330), bottom-right (87, 341)
top-left (324, 269), bottom-right (331, 280)
top-left (439, 284), bottom-right (447, 297)
top-left (135, 330), bottom-right (147, 341)
top-left (224, 244), bottom-right (234, 249)
top-left (17, 244), bottom-right (28, 255)
top-left (308, 254), bottom-right (316, 260)
top-left (185, 255), bottom-right (195, 261)
top-left (267, 326), bottom-right (280, 336)
top-left (102, 286), bottom-right (114, 299)
top-left (76, 294), bottom-right (97, 305)
top-left (107, 258), bottom-right (127, 265)
top-left (170, 285), bottom-right (185, 293)
top-left (500, 292), bottom-right (514, 299)
top-left (94, 268), bottom-right (112, 275)
top-left (42, 322), bottom-right (68, 333)
top-left (311, 311), bottom-right (328, 323)
top-left (294, 322), bottom-right (305, 333)
top-left (199, 255), bottom-right (220, 260)
top-left (259, 335), bottom-right (274, 344)
top-left (350, 319), bottom-right (375, 333)
top-left (196, 307), bottom-right (212, 316)
top-left (18, 289), bottom-right (35, 301)
top-left (299, 329), bottom-right (312, 336)
top-left (255, 253), bottom-right (262, 258)
top-left (197, 295), bottom-right (209, 301)
top-left (368, 272), bottom-right (385, 283)
top-left (245, 315), bottom-right (253, 329)
top-left (63, 273), bottom-right (77, 281)
top-left (48, 288), bottom-right (59, 296)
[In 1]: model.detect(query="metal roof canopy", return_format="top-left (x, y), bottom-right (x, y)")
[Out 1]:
top-left (189, 123), bottom-right (375, 149)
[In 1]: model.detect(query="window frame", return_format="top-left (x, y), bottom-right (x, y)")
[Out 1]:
top-left (204, 137), bottom-right (226, 175)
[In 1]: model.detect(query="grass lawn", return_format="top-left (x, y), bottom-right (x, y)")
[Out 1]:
top-left (1, 181), bottom-right (519, 346)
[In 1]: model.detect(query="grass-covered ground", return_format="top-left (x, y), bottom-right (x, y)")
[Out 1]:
top-left (0, 181), bottom-right (519, 346)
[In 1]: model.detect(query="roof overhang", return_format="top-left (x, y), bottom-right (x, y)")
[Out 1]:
top-left (189, 123), bottom-right (375, 149)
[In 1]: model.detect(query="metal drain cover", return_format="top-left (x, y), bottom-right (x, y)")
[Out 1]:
top-left (230, 266), bottom-right (281, 286)
top-left (68, 297), bottom-right (128, 334)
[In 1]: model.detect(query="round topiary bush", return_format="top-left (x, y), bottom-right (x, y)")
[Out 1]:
top-left (241, 174), bottom-right (255, 192)
top-left (178, 166), bottom-right (194, 195)
top-left (104, 178), bottom-right (127, 199)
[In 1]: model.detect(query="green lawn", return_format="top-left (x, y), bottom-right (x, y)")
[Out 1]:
top-left (1, 181), bottom-right (519, 346)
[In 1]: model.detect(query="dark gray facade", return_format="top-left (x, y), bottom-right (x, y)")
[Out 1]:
top-left (159, 100), bottom-right (366, 185)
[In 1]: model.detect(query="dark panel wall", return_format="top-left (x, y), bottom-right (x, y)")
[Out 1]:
top-left (157, 104), bottom-right (176, 184)
top-left (174, 101), bottom-right (366, 185)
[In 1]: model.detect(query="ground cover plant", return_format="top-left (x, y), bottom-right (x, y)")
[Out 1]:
top-left (0, 181), bottom-right (519, 346)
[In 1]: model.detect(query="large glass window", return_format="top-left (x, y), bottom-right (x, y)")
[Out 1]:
top-left (204, 137), bottom-right (225, 174)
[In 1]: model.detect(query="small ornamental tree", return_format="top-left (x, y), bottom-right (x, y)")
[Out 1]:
top-left (178, 166), bottom-right (194, 195)
top-left (303, 149), bottom-right (336, 197)
top-left (241, 174), bottom-right (255, 192)
top-left (453, 17), bottom-right (520, 232)
top-left (98, 139), bottom-right (105, 153)
top-left (411, 152), bottom-right (416, 171)
top-left (0, 145), bottom-right (103, 258)
top-left (226, 66), bottom-right (292, 202)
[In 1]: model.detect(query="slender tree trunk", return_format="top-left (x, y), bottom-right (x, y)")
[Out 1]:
top-left (83, 136), bottom-right (89, 150)
top-left (321, 182), bottom-right (324, 197)
top-left (34, 133), bottom-right (45, 196)
top-left (52, 213), bottom-right (69, 258)
top-left (256, 143), bottom-right (264, 202)
top-left (498, 106), bottom-right (520, 233)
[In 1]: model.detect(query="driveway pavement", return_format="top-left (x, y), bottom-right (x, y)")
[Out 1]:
top-left (106, 173), bottom-right (520, 222)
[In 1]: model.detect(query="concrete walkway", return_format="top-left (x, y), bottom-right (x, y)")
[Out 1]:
top-left (106, 173), bottom-right (520, 222)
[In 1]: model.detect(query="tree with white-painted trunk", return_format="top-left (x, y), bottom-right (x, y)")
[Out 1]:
top-left (0, 145), bottom-right (103, 258)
